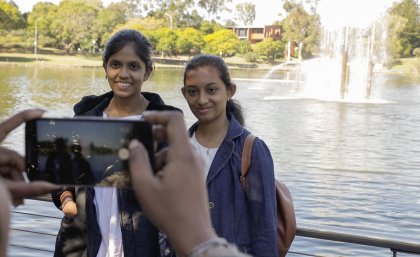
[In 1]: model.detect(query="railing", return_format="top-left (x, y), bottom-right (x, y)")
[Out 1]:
top-left (9, 205), bottom-right (420, 256)
top-left (294, 223), bottom-right (420, 257)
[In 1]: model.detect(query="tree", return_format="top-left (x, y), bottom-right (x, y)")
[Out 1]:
top-left (27, 2), bottom-right (58, 47)
top-left (203, 29), bottom-right (240, 56)
top-left (235, 2), bottom-right (255, 26)
top-left (95, 2), bottom-right (129, 47)
top-left (254, 38), bottom-right (284, 62)
top-left (387, 14), bottom-right (409, 59)
top-left (154, 28), bottom-right (178, 56)
top-left (281, 1), bottom-right (320, 59)
top-left (197, 0), bottom-right (232, 21)
top-left (176, 27), bottom-right (205, 56)
top-left (387, 0), bottom-right (420, 57)
top-left (50, 0), bottom-right (100, 52)
top-left (125, 0), bottom-right (197, 29)
top-left (0, 0), bottom-right (25, 30)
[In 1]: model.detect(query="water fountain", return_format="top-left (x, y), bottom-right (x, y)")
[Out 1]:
top-left (264, 1), bottom-right (393, 103)
top-left (299, 23), bottom-right (389, 103)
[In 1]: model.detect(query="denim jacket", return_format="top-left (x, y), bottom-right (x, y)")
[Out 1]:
top-left (188, 114), bottom-right (278, 257)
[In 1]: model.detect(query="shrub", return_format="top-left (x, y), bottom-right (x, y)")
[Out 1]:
top-left (244, 52), bottom-right (259, 63)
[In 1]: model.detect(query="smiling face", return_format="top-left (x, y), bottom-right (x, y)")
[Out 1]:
top-left (182, 66), bottom-right (235, 124)
top-left (105, 43), bottom-right (146, 99)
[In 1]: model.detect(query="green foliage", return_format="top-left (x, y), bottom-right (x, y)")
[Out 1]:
top-left (48, 0), bottom-right (101, 52)
top-left (197, 0), bottom-right (230, 20)
top-left (176, 28), bottom-right (205, 55)
top-left (254, 38), bottom-right (283, 62)
top-left (411, 57), bottom-right (420, 74)
top-left (387, 14), bottom-right (409, 58)
top-left (413, 48), bottom-right (420, 57)
top-left (0, 0), bottom-right (25, 30)
top-left (199, 21), bottom-right (224, 35)
top-left (95, 2), bottom-right (129, 47)
top-left (203, 29), bottom-right (240, 57)
top-left (235, 3), bottom-right (256, 26)
top-left (237, 40), bottom-right (252, 55)
top-left (281, 1), bottom-right (320, 59)
top-left (387, 0), bottom-right (420, 57)
top-left (243, 52), bottom-right (259, 62)
top-left (154, 28), bottom-right (179, 56)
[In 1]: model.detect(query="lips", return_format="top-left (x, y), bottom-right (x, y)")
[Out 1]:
top-left (115, 81), bottom-right (132, 90)
top-left (196, 107), bottom-right (211, 115)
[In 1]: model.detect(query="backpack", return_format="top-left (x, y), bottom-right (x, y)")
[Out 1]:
top-left (240, 134), bottom-right (296, 257)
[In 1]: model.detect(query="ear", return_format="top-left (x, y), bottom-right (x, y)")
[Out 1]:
top-left (228, 83), bottom-right (237, 99)
top-left (181, 87), bottom-right (187, 98)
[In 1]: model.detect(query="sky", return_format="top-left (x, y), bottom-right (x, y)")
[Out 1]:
top-left (13, 0), bottom-right (398, 28)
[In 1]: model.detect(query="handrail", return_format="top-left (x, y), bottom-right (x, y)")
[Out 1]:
top-left (296, 223), bottom-right (420, 256)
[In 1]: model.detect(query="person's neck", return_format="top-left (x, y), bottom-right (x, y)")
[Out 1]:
top-left (195, 117), bottom-right (229, 148)
top-left (105, 94), bottom-right (148, 117)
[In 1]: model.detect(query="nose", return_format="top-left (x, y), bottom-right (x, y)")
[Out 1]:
top-left (197, 92), bottom-right (208, 105)
top-left (119, 66), bottom-right (129, 79)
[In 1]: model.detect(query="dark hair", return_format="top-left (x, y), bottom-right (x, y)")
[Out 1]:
top-left (103, 29), bottom-right (154, 80)
top-left (183, 54), bottom-right (244, 125)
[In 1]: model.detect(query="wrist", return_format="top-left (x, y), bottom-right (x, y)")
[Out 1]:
top-left (172, 228), bottom-right (217, 256)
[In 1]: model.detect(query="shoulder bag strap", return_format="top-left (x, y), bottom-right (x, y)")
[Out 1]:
top-left (240, 134), bottom-right (256, 191)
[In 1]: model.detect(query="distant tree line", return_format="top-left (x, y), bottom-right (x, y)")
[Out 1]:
top-left (0, 0), bottom-right (418, 63)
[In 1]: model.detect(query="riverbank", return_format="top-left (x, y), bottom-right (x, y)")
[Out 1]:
top-left (1, 51), bottom-right (418, 78)
top-left (0, 52), bottom-right (280, 70)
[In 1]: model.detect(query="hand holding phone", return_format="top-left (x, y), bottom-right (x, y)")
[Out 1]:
top-left (25, 117), bottom-right (155, 188)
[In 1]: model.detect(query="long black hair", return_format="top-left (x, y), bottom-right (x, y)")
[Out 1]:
top-left (103, 29), bottom-right (154, 80)
top-left (183, 54), bottom-right (244, 126)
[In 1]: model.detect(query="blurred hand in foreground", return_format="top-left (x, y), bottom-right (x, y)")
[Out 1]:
top-left (128, 111), bottom-right (217, 256)
top-left (0, 109), bottom-right (60, 206)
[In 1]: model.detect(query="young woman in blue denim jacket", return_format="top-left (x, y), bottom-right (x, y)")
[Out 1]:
top-left (181, 54), bottom-right (278, 257)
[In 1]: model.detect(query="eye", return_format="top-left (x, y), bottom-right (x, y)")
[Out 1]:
top-left (130, 63), bottom-right (140, 70)
top-left (208, 87), bottom-right (218, 94)
top-left (109, 62), bottom-right (120, 68)
top-left (187, 88), bottom-right (197, 96)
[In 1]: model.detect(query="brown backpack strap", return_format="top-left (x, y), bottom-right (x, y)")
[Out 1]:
top-left (240, 134), bottom-right (256, 191)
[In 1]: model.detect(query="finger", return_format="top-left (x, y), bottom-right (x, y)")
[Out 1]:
top-left (142, 111), bottom-right (189, 147)
top-left (7, 181), bottom-right (61, 201)
top-left (152, 124), bottom-right (167, 143)
top-left (154, 147), bottom-right (168, 171)
top-left (128, 139), bottom-right (158, 192)
top-left (0, 147), bottom-right (25, 176)
top-left (0, 109), bottom-right (45, 141)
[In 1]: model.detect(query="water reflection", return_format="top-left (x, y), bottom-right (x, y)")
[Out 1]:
top-left (1, 65), bottom-right (420, 256)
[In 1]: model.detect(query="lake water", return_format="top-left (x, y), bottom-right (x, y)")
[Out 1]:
top-left (1, 65), bottom-right (420, 256)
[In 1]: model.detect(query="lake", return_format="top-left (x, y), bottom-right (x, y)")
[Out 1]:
top-left (1, 64), bottom-right (420, 256)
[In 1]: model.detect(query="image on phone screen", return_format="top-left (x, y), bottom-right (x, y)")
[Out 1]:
top-left (25, 118), bottom-right (155, 188)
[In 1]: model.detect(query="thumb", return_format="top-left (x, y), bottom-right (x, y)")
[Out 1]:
top-left (128, 139), bottom-right (156, 191)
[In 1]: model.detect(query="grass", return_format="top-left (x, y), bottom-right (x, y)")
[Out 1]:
top-left (389, 58), bottom-right (420, 76)
top-left (0, 52), bottom-right (102, 67)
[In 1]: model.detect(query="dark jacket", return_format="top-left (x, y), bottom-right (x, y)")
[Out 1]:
top-left (54, 91), bottom-right (181, 257)
top-left (188, 114), bottom-right (278, 257)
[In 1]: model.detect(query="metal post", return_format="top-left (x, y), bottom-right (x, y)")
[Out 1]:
top-left (34, 20), bottom-right (38, 61)
top-left (340, 27), bottom-right (349, 98)
top-left (164, 13), bottom-right (173, 30)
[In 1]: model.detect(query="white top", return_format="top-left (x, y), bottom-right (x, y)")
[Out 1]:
top-left (190, 132), bottom-right (218, 180)
top-left (94, 113), bottom-right (142, 257)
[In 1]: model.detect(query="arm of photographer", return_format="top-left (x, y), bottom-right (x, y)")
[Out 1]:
top-left (0, 109), bottom-right (61, 257)
top-left (128, 111), bottom-right (251, 257)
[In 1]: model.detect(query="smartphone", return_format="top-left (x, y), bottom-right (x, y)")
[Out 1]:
top-left (25, 117), bottom-right (155, 188)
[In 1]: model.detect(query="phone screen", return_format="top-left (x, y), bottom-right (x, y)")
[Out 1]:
top-left (25, 117), bottom-right (155, 188)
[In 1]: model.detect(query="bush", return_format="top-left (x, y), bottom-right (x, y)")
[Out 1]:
top-left (410, 57), bottom-right (420, 74)
top-left (243, 52), bottom-right (259, 63)
top-left (413, 48), bottom-right (420, 57)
